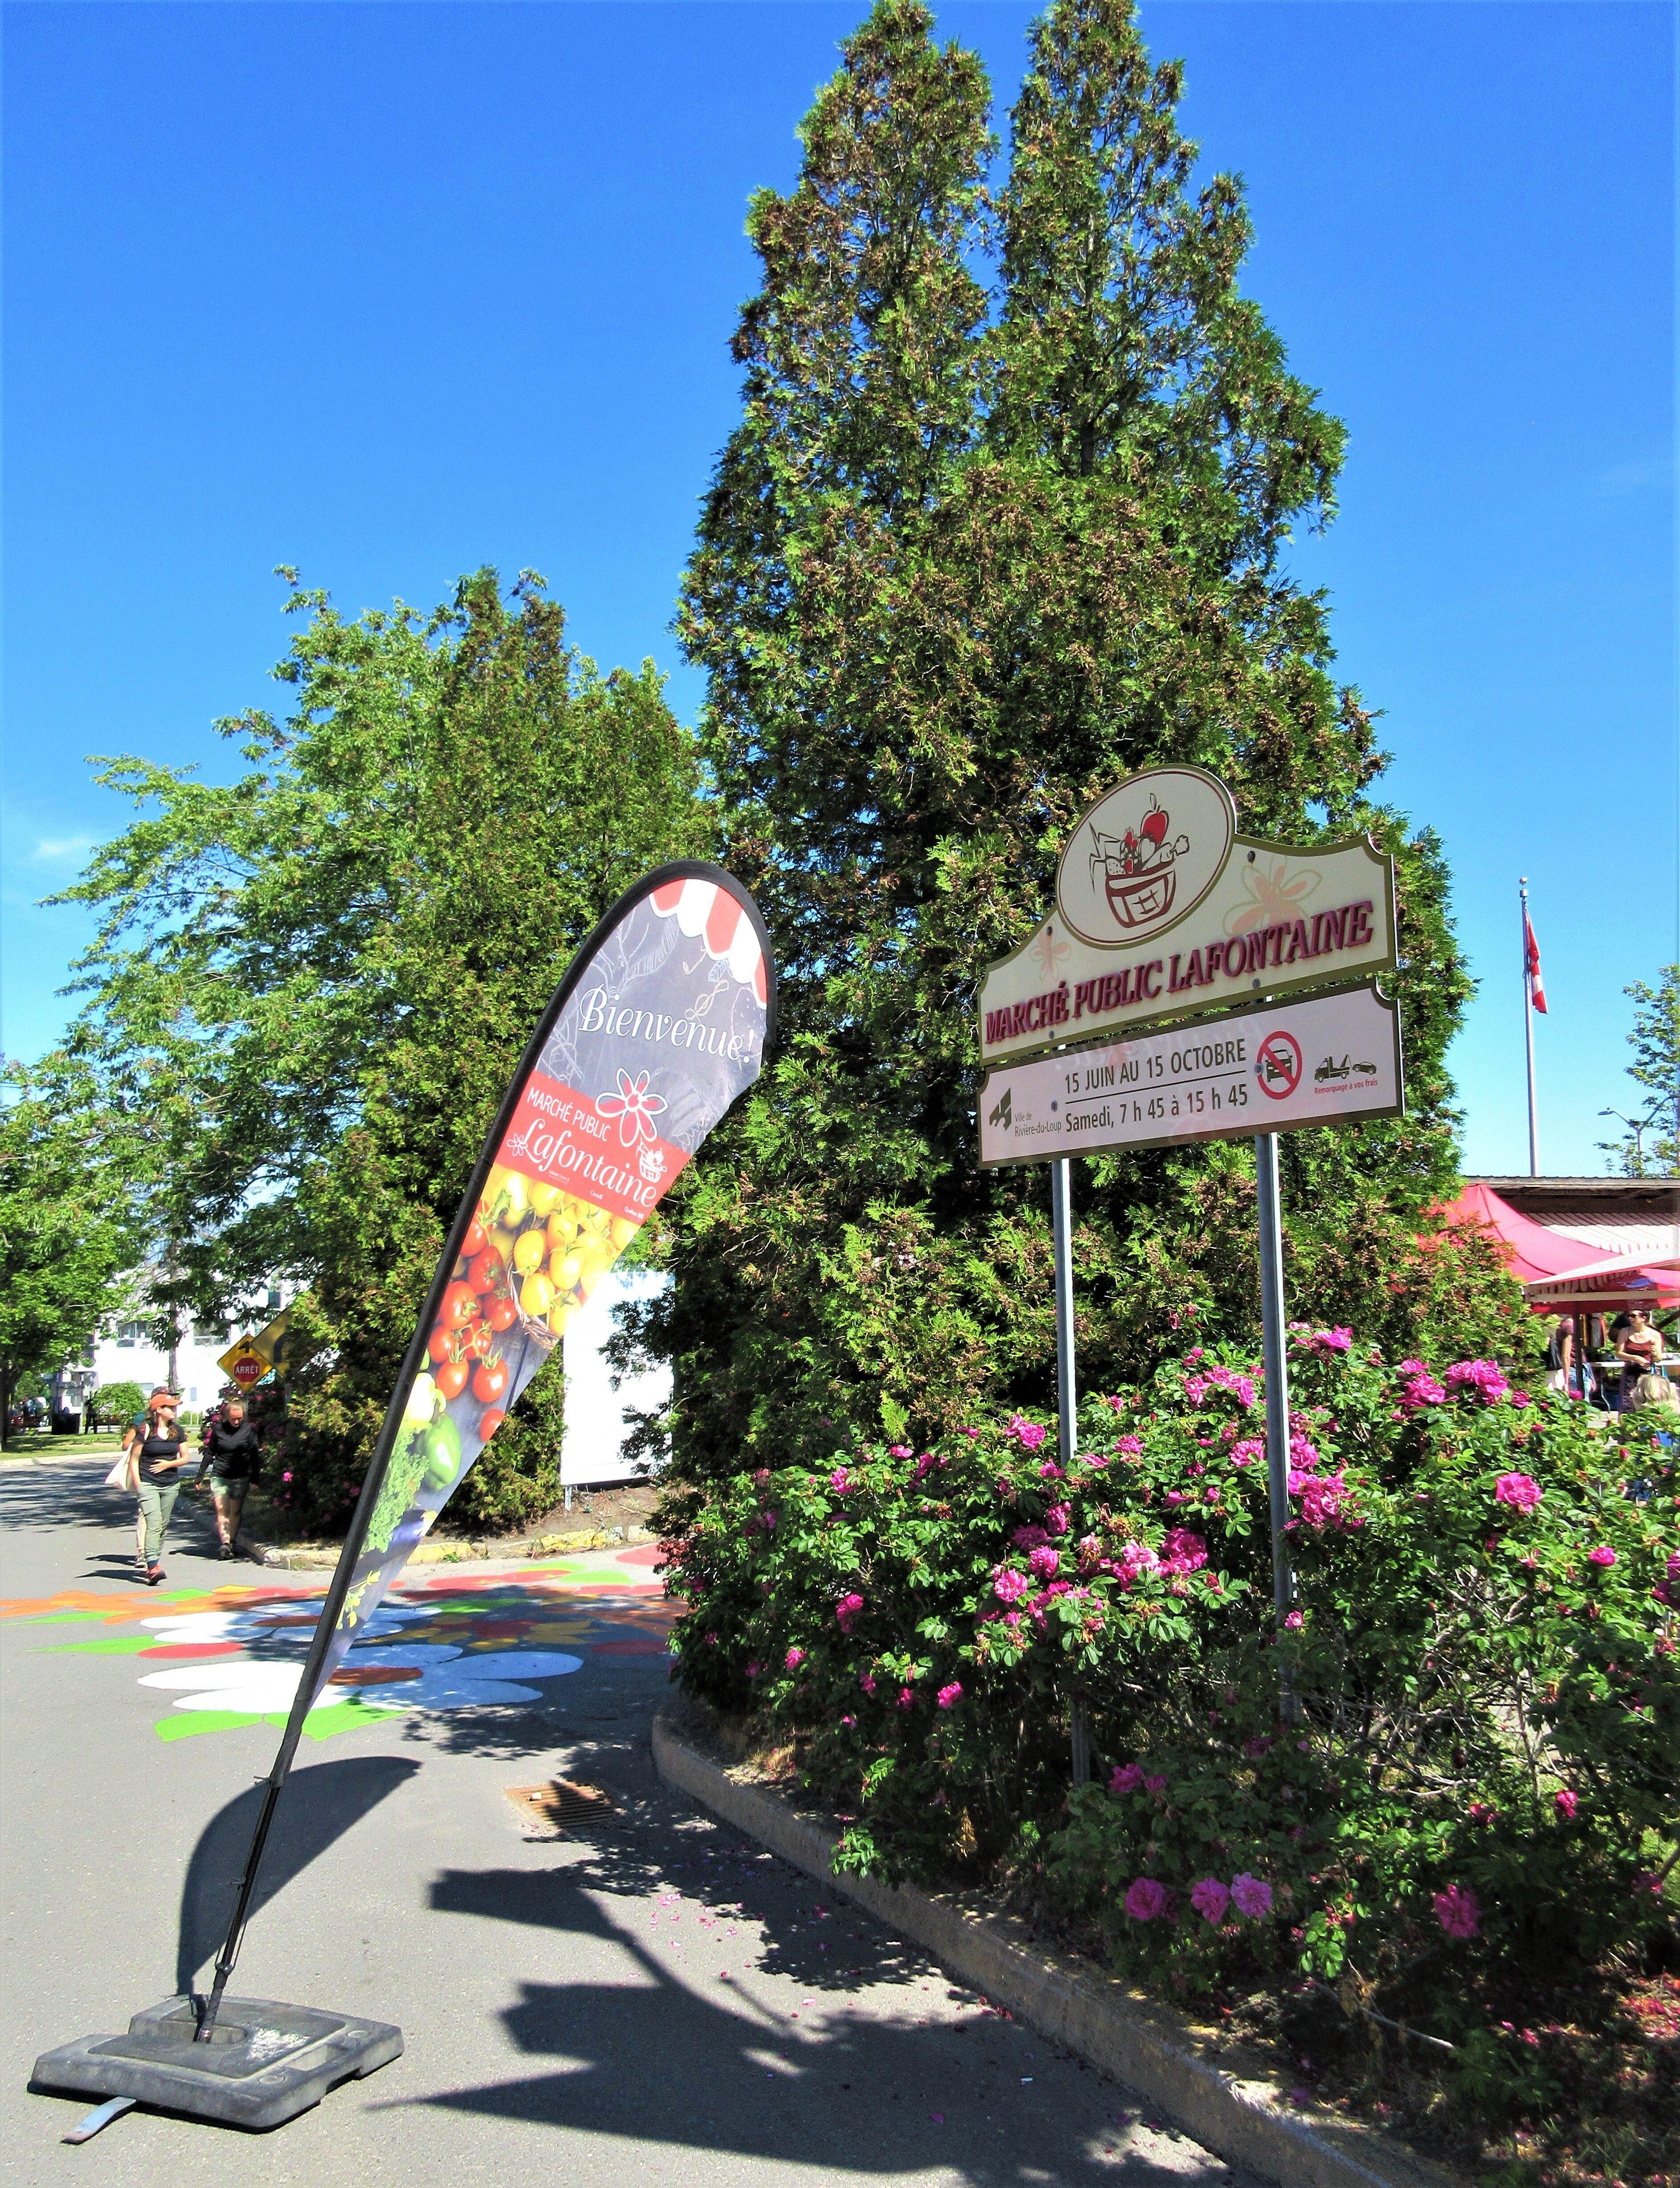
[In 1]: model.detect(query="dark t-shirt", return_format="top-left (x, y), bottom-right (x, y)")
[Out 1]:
top-left (131, 1419), bottom-right (185, 1482)
top-left (204, 1419), bottom-right (259, 1478)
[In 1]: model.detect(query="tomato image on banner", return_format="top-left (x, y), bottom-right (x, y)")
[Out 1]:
top-left (314, 864), bottom-right (775, 1701)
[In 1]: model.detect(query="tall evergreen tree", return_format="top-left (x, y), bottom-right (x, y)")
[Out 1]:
top-left (662, 0), bottom-right (1528, 1478)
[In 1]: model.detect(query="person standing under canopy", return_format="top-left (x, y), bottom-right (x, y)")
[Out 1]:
top-left (1615, 1309), bottom-right (1663, 1412)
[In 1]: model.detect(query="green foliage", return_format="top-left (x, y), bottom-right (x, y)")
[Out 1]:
top-left (90, 1379), bottom-right (147, 1429)
top-left (662, 0), bottom-right (1508, 1482)
top-left (0, 1055), bottom-right (142, 1435)
top-left (1597, 963), bottom-right (1680, 1176)
top-left (58, 570), bottom-right (711, 1534)
top-left (662, 1333), bottom-right (1679, 2051)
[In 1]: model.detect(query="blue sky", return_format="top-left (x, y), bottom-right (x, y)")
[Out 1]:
top-left (4, 0), bottom-right (1673, 1177)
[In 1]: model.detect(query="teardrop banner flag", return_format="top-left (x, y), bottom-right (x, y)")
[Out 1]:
top-left (200, 862), bottom-right (773, 2032)
top-left (317, 862), bottom-right (773, 1686)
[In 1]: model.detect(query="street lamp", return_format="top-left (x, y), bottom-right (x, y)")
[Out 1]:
top-left (1598, 1107), bottom-right (1649, 1175)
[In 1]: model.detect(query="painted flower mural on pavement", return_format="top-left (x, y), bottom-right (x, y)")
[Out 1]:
top-left (2, 1544), bottom-right (674, 1742)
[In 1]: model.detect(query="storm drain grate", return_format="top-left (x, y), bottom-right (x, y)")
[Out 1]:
top-left (504, 1778), bottom-right (619, 1839)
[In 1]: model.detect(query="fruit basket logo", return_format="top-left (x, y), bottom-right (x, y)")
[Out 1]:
top-left (595, 1068), bottom-right (668, 1149)
top-left (1088, 797), bottom-right (1192, 933)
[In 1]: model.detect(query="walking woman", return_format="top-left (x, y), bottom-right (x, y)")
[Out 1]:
top-left (200, 1395), bottom-right (258, 1559)
top-left (122, 1386), bottom-right (187, 1585)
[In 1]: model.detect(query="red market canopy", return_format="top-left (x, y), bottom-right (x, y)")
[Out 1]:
top-left (1438, 1183), bottom-right (1680, 1310)
top-left (1523, 1248), bottom-right (1680, 1312)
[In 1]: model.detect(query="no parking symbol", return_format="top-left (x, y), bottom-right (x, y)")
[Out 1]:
top-left (1255, 1029), bottom-right (1302, 1100)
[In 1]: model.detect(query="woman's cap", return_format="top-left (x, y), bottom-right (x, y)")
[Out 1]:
top-left (149, 1386), bottom-right (178, 1404)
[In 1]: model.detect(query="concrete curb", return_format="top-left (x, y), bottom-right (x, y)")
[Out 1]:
top-left (233, 1523), bottom-right (658, 1570)
top-left (651, 1708), bottom-right (1462, 2188)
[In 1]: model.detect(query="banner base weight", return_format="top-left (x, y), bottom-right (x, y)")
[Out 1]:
top-left (33, 1996), bottom-right (401, 2131)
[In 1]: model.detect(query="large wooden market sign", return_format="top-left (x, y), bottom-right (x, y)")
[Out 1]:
top-left (977, 765), bottom-right (1396, 1065)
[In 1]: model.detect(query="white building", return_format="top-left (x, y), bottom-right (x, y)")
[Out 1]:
top-left (54, 1276), bottom-right (294, 1419)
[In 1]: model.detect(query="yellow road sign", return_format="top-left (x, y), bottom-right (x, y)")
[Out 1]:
top-left (217, 1339), bottom-right (269, 1390)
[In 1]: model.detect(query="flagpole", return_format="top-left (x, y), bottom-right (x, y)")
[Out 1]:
top-left (1520, 877), bottom-right (1538, 1177)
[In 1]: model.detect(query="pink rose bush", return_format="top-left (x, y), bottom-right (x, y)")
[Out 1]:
top-left (665, 1333), bottom-right (1677, 2043)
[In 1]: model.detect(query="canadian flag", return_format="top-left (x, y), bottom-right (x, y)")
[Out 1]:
top-left (1525, 911), bottom-right (1548, 1014)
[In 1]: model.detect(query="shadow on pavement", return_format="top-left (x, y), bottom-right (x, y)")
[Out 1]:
top-left (176, 1754), bottom-right (421, 1992)
top-left (0, 1459), bottom-right (131, 1533)
top-left (391, 1740), bottom-right (1211, 2186)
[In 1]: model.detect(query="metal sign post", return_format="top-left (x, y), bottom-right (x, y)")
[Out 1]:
top-left (1254, 1131), bottom-right (1300, 1721)
top-left (1051, 1157), bottom-right (1091, 1783)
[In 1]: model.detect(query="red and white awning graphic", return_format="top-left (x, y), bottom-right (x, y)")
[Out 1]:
top-left (650, 877), bottom-right (768, 1006)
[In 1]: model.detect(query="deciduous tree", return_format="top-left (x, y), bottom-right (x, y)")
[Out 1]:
top-left (57, 570), bottom-right (710, 1528)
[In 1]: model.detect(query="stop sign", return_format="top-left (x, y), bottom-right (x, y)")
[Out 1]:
top-left (230, 1354), bottom-right (264, 1389)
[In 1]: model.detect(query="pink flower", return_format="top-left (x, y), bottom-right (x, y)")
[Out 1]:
top-left (888, 1445), bottom-right (912, 1459)
top-left (1297, 1471), bottom-right (1353, 1530)
top-left (1044, 1503), bottom-right (1072, 1536)
top-left (1114, 1435), bottom-right (1143, 1457)
top-left (1008, 1415), bottom-right (1047, 1451)
top-left (1587, 1546), bottom-right (1616, 1568)
top-left (785, 1647), bottom-right (804, 1670)
top-left (859, 1671), bottom-right (877, 1694)
top-left (745, 1660), bottom-right (762, 1678)
top-left (936, 1682), bottom-right (962, 1710)
top-left (1110, 1763), bottom-right (1145, 1794)
top-left (1159, 1527), bottom-right (1207, 1575)
top-left (835, 1591), bottom-right (864, 1633)
top-left (1284, 1610), bottom-right (1304, 1630)
top-left (1398, 1374), bottom-right (1447, 1413)
top-left (1433, 1885), bottom-right (1480, 1939)
top-left (1037, 1460), bottom-right (1065, 1480)
top-left (1668, 1552), bottom-right (1680, 1580)
top-left (896, 1685), bottom-right (914, 1712)
top-left (1027, 1546), bottom-right (1060, 1580)
top-left (1012, 1523), bottom-right (1050, 1550)
top-left (1555, 1788), bottom-right (1578, 1819)
top-left (992, 1566), bottom-right (1031, 1604)
top-left (1230, 1873), bottom-right (1273, 1920)
top-left (1190, 1877), bottom-right (1231, 1924)
top-left (1468, 1802), bottom-right (1496, 1826)
top-left (1113, 1541), bottom-right (1160, 1588)
top-left (1446, 1359), bottom-right (1510, 1406)
top-left (1494, 1472), bottom-right (1543, 1513)
top-left (1142, 1773), bottom-right (1167, 1796)
top-left (282, 1470), bottom-right (293, 1483)
top-left (1124, 1877), bottom-right (1167, 1922)
top-left (1230, 1438), bottom-right (1262, 1469)
top-left (830, 1468), bottom-right (852, 1495)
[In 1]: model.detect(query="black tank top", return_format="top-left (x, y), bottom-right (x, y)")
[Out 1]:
top-left (139, 1430), bottom-right (183, 1481)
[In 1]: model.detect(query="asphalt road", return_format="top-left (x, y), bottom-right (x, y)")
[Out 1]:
top-left (1, 1455), bottom-right (1253, 2188)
